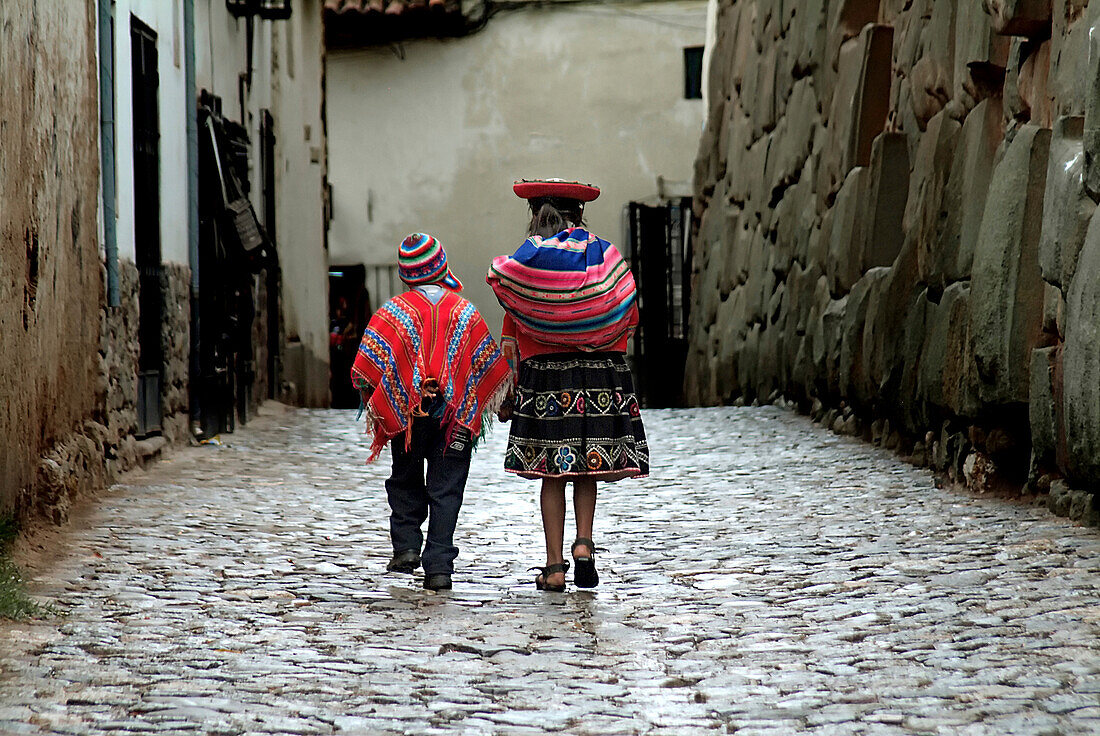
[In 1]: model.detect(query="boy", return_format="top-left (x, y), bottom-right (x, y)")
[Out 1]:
top-left (351, 233), bottom-right (511, 591)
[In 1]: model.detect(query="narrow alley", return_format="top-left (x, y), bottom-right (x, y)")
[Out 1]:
top-left (1, 406), bottom-right (1099, 735)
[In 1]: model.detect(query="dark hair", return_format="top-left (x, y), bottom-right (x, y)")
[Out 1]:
top-left (526, 197), bottom-right (586, 238)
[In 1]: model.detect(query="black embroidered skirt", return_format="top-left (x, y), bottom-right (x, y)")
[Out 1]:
top-left (504, 352), bottom-right (649, 481)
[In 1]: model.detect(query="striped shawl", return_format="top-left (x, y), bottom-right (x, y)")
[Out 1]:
top-left (486, 228), bottom-right (638, 351)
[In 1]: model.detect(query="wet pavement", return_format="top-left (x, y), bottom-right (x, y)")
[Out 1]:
top-left (2, 404), bottom-right (1100, 735)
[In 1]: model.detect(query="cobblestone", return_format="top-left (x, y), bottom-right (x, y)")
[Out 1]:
top-left (2, 404), bottom-right (1100, 734)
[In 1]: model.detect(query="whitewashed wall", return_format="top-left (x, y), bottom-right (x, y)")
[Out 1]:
top-left (192, 0), bottom-right (330, 406)
top-left (114, 0), bottom-right (191, 266)
top-left (326, 1), bottom-right (707, 328)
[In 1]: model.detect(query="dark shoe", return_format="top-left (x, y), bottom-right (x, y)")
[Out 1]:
top-left (423, 573), bottom-right (452, 591)
top-left (531, 562), bottom-right (570, 592)
top-left (387, 550), bottom-right (421, 574)
top-left (571, 538), bottom-right (599, 588)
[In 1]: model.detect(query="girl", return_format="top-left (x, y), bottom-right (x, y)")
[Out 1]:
top-left (487, 179), bottom-right (649, 591)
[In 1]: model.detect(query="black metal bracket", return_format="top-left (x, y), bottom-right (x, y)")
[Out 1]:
top-left (226, 0), bottom-right (292, 21)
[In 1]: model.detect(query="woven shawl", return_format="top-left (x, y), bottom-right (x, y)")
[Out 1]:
top-left (486, 228), bottom-right (638, 351)
top-left (351, 289), bottom-right (511, 461)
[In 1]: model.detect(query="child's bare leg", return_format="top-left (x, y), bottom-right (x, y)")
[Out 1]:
top-left (572, 478), bottom-right (597, 557)
top-left (540, 478), bottom-right (567, 586)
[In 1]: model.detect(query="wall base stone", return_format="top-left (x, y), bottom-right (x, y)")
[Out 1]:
top-left (23, 259), bottom-right (192, 526)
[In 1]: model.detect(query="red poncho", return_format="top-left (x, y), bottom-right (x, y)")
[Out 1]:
top-left (351, 288), bottom-right (511, 461)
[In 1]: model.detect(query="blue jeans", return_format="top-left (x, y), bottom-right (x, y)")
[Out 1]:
top-left (386, 402), bottom-right (473, 575)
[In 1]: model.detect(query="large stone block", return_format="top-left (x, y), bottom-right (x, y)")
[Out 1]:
top-left (705, 1), bottom-right (740, 105)
top-left (819, 24), bottom-right (894, 200)
top-left (1003, 39), bottom-right (1031, 123)
top-left (821, 295), bottom-right (849, 396)
top-left (785, 259), bottom-right (821, 337)
top-left (1042, 282), bottom-right (1066, 341)
top-left (839, 267), bottom-right (890, 406)
top-left (773, 173), bottom-right (814, 274)
top-left (863, 132), bottom-right (910, 270)
top-left (769, 78), bottom-right (820, 197)
top-left (1050, 5), bottom-right (1089, 117)
top-left (1039, 116), bottom-right (1091, 289)
top-left (1084, 11), bottom-right (1100, 198)
top-left (937, 98), bottom-right (1003, 283)
top-left (955, 0), bottom-right (1012, 104)
top-left (747, 135), bottom-right (774, 223)
top-left (902, 110), bottom-right (962, 286)
top-left (970, 123), bottom-right (1050, 405)
top-left (940, 282), bottom-right (983, 418)
top-left (809, 199), bottom-right (834, 268)
top-left (724, 106), bottom-right (755, 205)
top-left (1029, 344), bottom-right (1063, 474)
top-left (726, 2), bottom-right (758, 98)
top-left (714, 288), bottom-right (747, 398)
top-left (751, 41), bottom-right (780, 138)
top-left (918, 282), bottom-right (982, 421)
top-left (742, 226), bottom-right (771, 326)
top-left (827, 166), bottom-right (871, 296)
top-left (896, 289), bottom-right (933, 433)
top-left (823, 0), bottom-right (884, 103)
top-left (738, 323), bottom-right (762, 399)
top-left (807, 275), bottom-right (834, 381)
top-left (878, 0), bottom-right (915, 26)
top-left (1063, 202), bottom-right (1100, 485)
top-left (887, 4), bottom-right (929, 134)
top-left (863, 235), bottom-right (922, 407)
top-left (789, 0), bottom-right (829, 76)
top-left (909, 0), bottom-right (957, 127)
top-left (1018, 39), bottom-right (1052, 128)
top-left (693, 254), bottom-right (722, 331)
top-left (984, 0), bottom-right (1053, 37)
top-left (694, 102), bottom-right (724, 197)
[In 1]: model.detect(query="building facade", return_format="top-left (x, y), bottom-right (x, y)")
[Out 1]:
top-left (324, 0), bottom-right (708, 337)
top-left (0, 0), bottom-right (330, 524)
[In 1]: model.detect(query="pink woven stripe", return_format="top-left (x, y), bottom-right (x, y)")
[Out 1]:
top-left (496, 287), bottom-right (635, 325)
top-left (489, 251), bottom-right (626, 292)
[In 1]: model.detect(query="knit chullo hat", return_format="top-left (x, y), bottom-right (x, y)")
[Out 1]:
top-left (398, 233), bottom-right (463, 291)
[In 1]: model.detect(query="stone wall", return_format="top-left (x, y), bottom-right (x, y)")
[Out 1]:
top-left (33, 259), bottom-right (192, 525)
top-left (161, 262), bottom-right (192, 444)
top-left (690, 0), bottom-right (1100, 515)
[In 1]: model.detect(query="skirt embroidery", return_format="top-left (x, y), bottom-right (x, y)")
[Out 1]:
top-left (504, 353), bottom-right (649, 480)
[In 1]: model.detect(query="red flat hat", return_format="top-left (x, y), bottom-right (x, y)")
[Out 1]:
top-left (513, 178), bottom-right (600, 202)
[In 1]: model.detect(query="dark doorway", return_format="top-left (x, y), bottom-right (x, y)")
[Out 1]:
top-left (328, 265), bottom-right (369, 409)
top-left (131, 17), bottom-right (163, 436)
top-left (626, 197), bottom-right (693, 408)
top-left (194, 93), bottom-right (270, 438)
top-left (259, 110), bottom-right (282, 400)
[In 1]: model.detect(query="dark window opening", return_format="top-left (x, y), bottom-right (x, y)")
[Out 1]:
top-left (684, 46), bottom-right (704, 100)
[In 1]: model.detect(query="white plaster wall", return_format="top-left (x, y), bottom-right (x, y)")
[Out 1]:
top-left (326, 1), bottom-right (707, 329)
top-left (193, 0), bottom-right (329, 406)
top-left (114, 0), bottom-right (190, 265)
top-left (269, 0), bottom-right (329, 407)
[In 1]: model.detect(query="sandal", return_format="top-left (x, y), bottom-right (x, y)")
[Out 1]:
top-left (571, 538), bottom-right (599, 588)
top-left (531, 561), bottom-right (570, 592)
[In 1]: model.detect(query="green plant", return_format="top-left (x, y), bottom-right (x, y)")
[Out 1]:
top-left (0, 516), bottom-right (53, 620)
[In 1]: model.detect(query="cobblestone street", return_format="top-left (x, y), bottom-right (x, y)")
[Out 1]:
top-left (2, 405), bottom-right (1100, 735)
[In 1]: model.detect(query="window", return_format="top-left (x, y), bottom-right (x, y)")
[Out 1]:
top-left (683, 46), bottom-right (704, 99)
